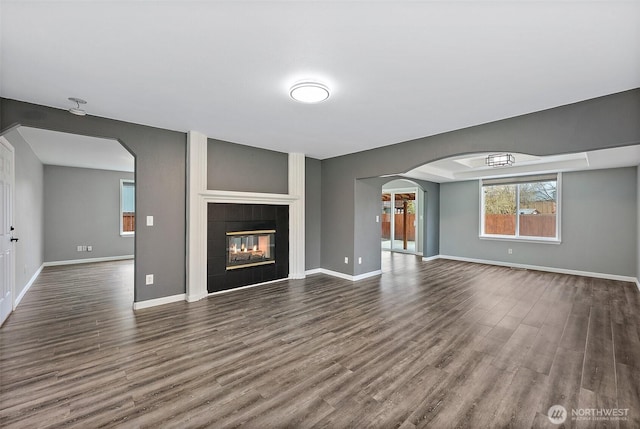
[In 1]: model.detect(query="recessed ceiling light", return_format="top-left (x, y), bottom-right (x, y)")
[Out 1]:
top-left (68, 97), bottom-right (87, 116)
top-left (289, 82), bottom-right (330, 103)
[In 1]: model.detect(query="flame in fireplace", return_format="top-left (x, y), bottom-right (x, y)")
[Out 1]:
top-left (230, 243), bottom-right (262, 255)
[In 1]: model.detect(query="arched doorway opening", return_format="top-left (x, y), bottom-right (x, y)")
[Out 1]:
top-left (381, 179), bottom-right (425, 255)
top-left (0, 124), bottom-right (136, 323)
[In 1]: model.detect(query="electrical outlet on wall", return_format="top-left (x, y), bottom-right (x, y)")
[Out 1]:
top-left (87, 246), bottom-right (92, 252)
top-left (508, 248), bottom-right (513, 254)
top-left (77, 245), bottom-right (83, 252)
top-left (344, 257), bottom-right (349, 264)
top-left (146, 274), bottom-right (154, 285)
top-left (358, 257), bottom-right (362, 265)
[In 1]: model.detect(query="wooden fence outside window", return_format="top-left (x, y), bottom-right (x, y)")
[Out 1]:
top-left (123, 213), bottom-right (135, 232)
top-left (381, 213), bottom-right (416, 241)
top-left (484, 214), bottom-right (556, 237)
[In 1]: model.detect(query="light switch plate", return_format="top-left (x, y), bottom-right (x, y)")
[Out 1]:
top-left (146, 216), bottom-right (154, 226)
top-left (146, 274), bottom-right (154, 285)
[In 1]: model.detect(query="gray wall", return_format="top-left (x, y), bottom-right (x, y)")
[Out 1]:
top-left (4, 128), bottom-right (44, 299)
top-left (414, 179), bottom-right (440, 258)
top-left (321, 156), bottom-right (355, 274)
top-left (43, 165), bottom-right (134, 263)
top-left (440, 168), bottom-right (637, 277)
top-left (354, 177), bottom-right (388, 275)
top-left (208, 138), bottom-right (288, 193)
top-left (322, 89), bottom-right (640, 276)
top-left (305, 157), bottom-right (321, 270)
top-left (1, 98), bottom-right (186, 303)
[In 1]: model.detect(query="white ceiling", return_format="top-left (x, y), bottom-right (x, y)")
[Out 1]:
top-left (403, 146), bottom-right (640, 183)
top-left (1, 1), bottom-right (639, 160)
top-left (17, 126), bottom-right (134, 172)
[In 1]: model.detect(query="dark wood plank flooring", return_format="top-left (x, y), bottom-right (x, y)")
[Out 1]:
top-left (1, 254), bottom-right (639, 428)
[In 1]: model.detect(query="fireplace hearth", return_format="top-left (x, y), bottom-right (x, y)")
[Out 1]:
top-left (208, 203), bottom-right (288, 293)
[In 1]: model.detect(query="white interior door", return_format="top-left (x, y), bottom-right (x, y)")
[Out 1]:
top-left (0, 137), bottom-right (15, 327)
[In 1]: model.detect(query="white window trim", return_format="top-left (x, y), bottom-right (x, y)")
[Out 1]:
top-left (479, 173), bottom-right (562, 243)
top-left (120, 179), bottom-right (135, 237)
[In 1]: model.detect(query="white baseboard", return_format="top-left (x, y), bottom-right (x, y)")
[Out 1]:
top-left (436, 254), bottom-right (637, 284)
top-left (421, 254), bottom-right (442, 262)
top-left (307, 268), bottom-right (382, 282)
top-left (352, 270), bottom-right (384, 281)
top-left (14, 264), bottom-right (44, 308)
top-left (43, 255), bottom-right (134, 267)
top-left (133, 293), bottom-right (186, 310)
top-left (304, 268), bottom-right (322, 276)
top-left (636, 279), bottom-right (640, 293)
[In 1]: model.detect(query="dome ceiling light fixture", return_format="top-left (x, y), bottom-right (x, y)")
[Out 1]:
top-left (68, 97), bottom-right (87, 116)
top-left (289, 81), bottom-right (330, 103)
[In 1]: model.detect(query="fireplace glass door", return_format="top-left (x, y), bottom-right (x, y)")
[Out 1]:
top-left (226, 229), bottom-right (276, 270)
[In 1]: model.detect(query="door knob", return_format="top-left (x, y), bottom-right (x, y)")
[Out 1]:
top-left (10, 237), bottom-right (18, 242)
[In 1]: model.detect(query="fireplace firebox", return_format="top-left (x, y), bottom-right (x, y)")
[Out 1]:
top-left (226, 229), bottom-right (275, 270)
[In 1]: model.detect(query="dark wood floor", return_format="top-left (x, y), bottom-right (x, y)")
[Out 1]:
top-left (1, 254), bottom-right (639, 428)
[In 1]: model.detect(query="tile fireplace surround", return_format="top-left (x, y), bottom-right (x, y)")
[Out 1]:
top-left (207, 203), bottom-right (289, 293)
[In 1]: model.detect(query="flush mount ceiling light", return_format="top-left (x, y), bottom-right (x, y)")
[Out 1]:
top-left (289, 81), bottom-right (330, 103)
top-left (68, 97), bottom-right (87, 116)
top-left (486, 153), bottom-right (515, 167)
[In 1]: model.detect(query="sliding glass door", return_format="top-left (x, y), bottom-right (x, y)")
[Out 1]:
top-left (381, 190), bottom-right (418, 253)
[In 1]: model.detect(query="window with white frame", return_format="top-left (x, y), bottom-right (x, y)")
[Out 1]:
top-left (480, 174), bottom-right (560, 241)
top-left (120, 179), bottom-right (135, 236)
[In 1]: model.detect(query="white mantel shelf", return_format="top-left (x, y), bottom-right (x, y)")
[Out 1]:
top-left (199, 190), bottom-right (299, 204)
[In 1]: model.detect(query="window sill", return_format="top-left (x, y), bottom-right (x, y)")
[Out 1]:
top-left (479, 235), bottom-right (561, 245)
top-left (120, 232), bottom-right (135, 237)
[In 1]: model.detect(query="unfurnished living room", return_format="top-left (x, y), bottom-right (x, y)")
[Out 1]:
top-left (1, 1), bottom-right (639, 428)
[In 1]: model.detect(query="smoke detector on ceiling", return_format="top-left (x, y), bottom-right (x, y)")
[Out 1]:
top-left (68, 97), bottom-right (87, 116)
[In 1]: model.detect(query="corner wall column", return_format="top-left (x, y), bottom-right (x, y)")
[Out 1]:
top-left (289, 153), bottom-right (305, 279)
top-left (186, 131), bottom-right (208, 302)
